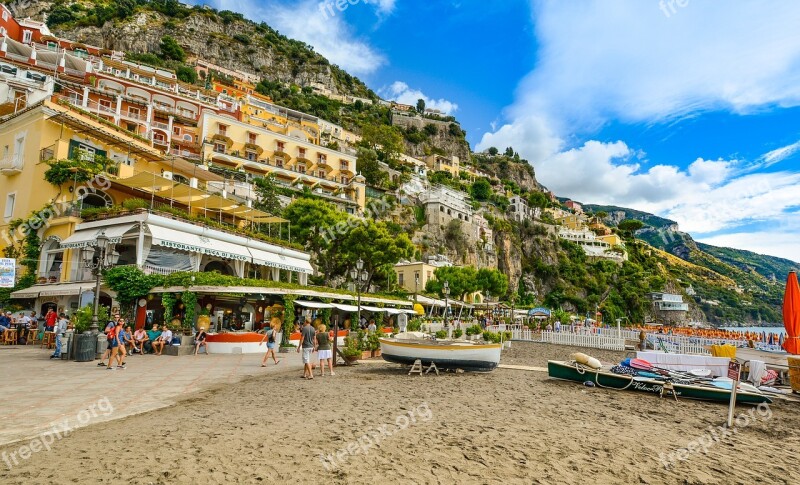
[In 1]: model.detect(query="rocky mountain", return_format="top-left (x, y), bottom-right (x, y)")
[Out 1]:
top-left (9, 0), bottom-right (372, 98)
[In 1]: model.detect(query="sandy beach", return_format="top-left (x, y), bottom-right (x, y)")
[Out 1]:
top-left (1, 342), bottom-right (798, 485)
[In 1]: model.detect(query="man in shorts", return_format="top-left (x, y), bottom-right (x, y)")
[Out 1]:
top-left (296, 319), bottom-right (316, 380)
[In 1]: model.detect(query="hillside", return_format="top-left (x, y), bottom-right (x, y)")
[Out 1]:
top-left (10, 0), bottom-right (372, 98)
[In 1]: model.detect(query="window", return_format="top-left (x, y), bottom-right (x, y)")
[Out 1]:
top-left (248, 132), bottom-right (257, 144)
top-left (2, 10), bottom-right (7, 21)
top-left (22, 30), bottom-right (32, 43)
top-left (275, 158), bottom-right (284, 168)
top-left (173, 126), bottom-right (181, 136)
top-left (246, 151), bottom-right (256, 161)
top-left (0, 27), bottom-right (5, 37)
top-left (298, 147), bottom-right (306, 158)
top-left (4, 193), bottom-right (15, 219)
top-left (318, 171), bottom-right (326, 178)
top-left (128, 107), bottom-right (140, 118)
top-left (218, 124), bottom-right (228, 136)
top-left (318, 153), bottom-right (327, 164)
top-left (340, 176), bottom-right (349, 184)
top-left (297, 165), bottom-right (306, 174)
top-left (276, 141), bottom-right (285, 152)
top-left (213, 143), bottom-right (226, 154)
top-left (398, 273), bottom-right (404, 285)
top-left (340, 160), bottom-right (349, 171)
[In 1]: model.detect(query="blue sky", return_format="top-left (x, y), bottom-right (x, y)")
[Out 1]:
top-left (198, 1), bottom-right (800, 263)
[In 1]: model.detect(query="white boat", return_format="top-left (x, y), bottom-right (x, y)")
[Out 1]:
top-left (379, 334), bottom-right (502, 372)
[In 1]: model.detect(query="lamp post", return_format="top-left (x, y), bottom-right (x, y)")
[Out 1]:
top-left (350, 258), bottom-right (368, 328)
top-left (442, 280), bottom-right (450, 330)
top-left (414, 273), bottom-right (419, 303)
top-left (82, 231), bottom-right (120, 334)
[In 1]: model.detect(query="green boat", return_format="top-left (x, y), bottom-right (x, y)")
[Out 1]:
top-left (547, 360), bottom-right (772, 405)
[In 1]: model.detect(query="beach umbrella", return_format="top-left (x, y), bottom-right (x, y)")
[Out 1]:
top-left (783, 271), bottom-right (800, 354)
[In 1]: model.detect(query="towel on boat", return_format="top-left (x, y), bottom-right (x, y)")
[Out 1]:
top-left (748, 360), bottom-right (767, 386)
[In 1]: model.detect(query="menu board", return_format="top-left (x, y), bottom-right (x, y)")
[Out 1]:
top-left (0, 258), bottom-right (15, 288)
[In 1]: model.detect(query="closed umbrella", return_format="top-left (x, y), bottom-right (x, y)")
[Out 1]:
top-left (784, 271), bottom-right (800, 354)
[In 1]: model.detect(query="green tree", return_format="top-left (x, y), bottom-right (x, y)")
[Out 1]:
top-left (426, 266), bottom-right (479, 300)
top-left (253, 174), bottom-right (282, 216)
top-left (527, 191), bottom-right (549, 210)
top-left (487, 147), bottom-right (499, 156)
top-left (282, 198), bottom-right (348, 255)
top-left (356, 147), bottom-right (387, 187)
top-left (476, 268), bottom-right (509, 298)
top-left (470, 178), bottom-right (491, 201)
top-left (423, 123), bottom-right (438, 136)
top-left (504, 147), bottom-right (515, 157)
top-left (340, 220), bottom-right (414, 291)
top-left (618, 219), bottom-right (645, 239)
top-left (360, 125), bottom-right (403, 165)
top-left (160, 36), bottom-right (186, 62)
top-left (416, 99), bottom-right (426, 113)
top-left (175, 65), bottom-right (197, 84)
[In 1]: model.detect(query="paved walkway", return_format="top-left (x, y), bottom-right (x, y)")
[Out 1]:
top-left (0, 345), bottom-right (304, 446)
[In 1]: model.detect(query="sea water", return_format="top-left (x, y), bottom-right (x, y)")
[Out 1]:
top-left (723, 326), bottom-right (786, 335)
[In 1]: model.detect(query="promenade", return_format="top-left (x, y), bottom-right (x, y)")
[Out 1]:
top-left (0, 345), bottom-right (304, 446)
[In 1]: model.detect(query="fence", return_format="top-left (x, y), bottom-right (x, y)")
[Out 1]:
top-left (540, 331), bottom-right (625, 351)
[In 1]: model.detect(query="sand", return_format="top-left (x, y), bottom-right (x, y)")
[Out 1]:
top-left (2, 342), bottom-right (798, 484)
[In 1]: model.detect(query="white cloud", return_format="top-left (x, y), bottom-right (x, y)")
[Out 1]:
top-left (379, 81), bottom-right (459, 114)
top-left (205, 0), bottom-right (386, 75)
top-left (476, 1), bottom-right (800, 258)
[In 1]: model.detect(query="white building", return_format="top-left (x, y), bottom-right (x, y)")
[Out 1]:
top-left (508, 195), bottom-right (539, 222)
top-left (421, 185), bottom-right (473, 227)
top-left (558, 227), bottom-right (627, 262)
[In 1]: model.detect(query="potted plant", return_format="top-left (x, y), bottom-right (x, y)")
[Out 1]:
top-left (341, 336), bottom-right (362, 364)
top-left (435, 330), bottom-right (447, 340)
top-left (465, 324), bottom-right (483, 341)
top-left (453, 328), bottom-right (463, 339)
top-left (367, 332), bottom-right (381, 357)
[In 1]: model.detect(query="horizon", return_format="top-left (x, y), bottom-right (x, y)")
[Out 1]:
top-left (189, 0), bottom-right (800, 264)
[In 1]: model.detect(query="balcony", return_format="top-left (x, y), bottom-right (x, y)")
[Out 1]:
top-left (0, 154), bottom-right (23, 175)
top-left (121, 110), bottom-right (146, 122)
top-left (152, 120), bottom-right (170, 131)
top-left (152, 138), bottom-right (169, 147)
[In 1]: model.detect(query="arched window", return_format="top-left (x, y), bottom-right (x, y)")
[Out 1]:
top-left (39, 237), bottom-right (63, 281)
top-left (77, 187), bottom-right (112, 209)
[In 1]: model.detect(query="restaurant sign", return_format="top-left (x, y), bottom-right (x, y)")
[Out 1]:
top-left (0, 258), bottom-right (16, 288)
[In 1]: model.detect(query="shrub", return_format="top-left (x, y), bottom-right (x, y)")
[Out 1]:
top-left (407, 318), bottom-right (422, 332)
top-left (453, 328), bottom-right (463, 339)
top-left (73, 305), bottom-right (109, 333)
top-left (435, 330), bottom-right (447, 339)
top-left (122, 198), bottom-right (150, 211)
top-left (465, 324), bottom-right (482, 336)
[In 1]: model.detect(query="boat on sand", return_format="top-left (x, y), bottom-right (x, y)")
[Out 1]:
top-left (379, 333), bottom-right (501, 372)
top-left (548, 360), bottom-right (772, 404)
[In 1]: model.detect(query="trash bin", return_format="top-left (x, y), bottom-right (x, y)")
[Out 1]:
top-left (74, 333), bottom-right (96, 362)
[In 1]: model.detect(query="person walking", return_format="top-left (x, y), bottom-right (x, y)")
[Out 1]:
top-left (50, 312), bottom-right (69, 359)
top-left (258, 323), bottom-right (279, 365)
top-left (316, 324), bottom-right (334, 377)
top-left (98, 317), bottom-right (118, 366)
top-left (105, 321), bottom-right (125, 370)
top-left (296, 319), bottom-right (316, 380)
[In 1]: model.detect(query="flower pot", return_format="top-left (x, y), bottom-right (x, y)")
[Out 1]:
top-left (344, 355), bottom-right (360, 364)
top-left (362, 350), bottom-right (372, 360)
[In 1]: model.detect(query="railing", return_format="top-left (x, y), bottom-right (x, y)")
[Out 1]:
top-left (142, 264), bottom-right (182, 276)
top-left (64, 67), bottom-right (86, 78)
top-left (152, 121), bottom-right (169, 130)
top-left (121, 110), bottom-right (145, 121)
top-left (540, 331), bottom-right (625, 351)
top-left (0, 154), bottom-right (23, 171)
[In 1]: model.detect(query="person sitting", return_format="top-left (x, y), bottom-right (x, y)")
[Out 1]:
top-left (0, 311), bottom-right (10, 335)
top-left (194, 328), bottom-right (208, 355)
top-left (132, 327), bottom-right (148, 354)
top-left (152, 325), bottom-right (172, 355)
top-left (367, 319), bottom-right (377, 333)
top-left (145, 324), bottom-right (161, 354)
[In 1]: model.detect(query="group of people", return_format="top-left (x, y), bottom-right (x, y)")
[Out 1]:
top-left (0, 309), bottom-right (70, 358)
top-left (97, 316), bottom-right (210, 370)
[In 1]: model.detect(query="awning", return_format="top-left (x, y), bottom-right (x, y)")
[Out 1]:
top-left (331, 303), bottom-right (360, 313)
top-left (38, 283), bottom-right (89, 297)
top-left (60, 224), bottom-right (138, 249)
top-left (9, 283), bottom-right (90, 299)
top-left (154, 184), bottom-right (210, 202)
top-left (10, 288), bottom-right (40, 299)
top-left (115, 172), bottom-right (175, 192)
top-left (294, 300), bottom-right (333, 309)
top-left (147, 225), bottom-right (251, 262)
top-left (248, 247), bottom-right (314, 274)
top-left (360, 305), bottom-right (388, 313)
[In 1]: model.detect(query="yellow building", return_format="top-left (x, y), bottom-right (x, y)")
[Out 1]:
top-left (598, 233), bottom-right (624, 247)
top-left (393, 261), bottom-right (440, 294)
top-left (425, 155), bottom-right (460, 177)
top-left (200, 111), bottom-right (365, 213)
top-left (239, 95), bottom-right (321, 145)
top-left (1, 100), bottom-right (312, 315)
top-left (555, 214), bottom-right (584, 230)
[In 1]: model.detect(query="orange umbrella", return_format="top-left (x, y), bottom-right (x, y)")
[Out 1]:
top-left (783, 271), bottom-right (800, 355)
